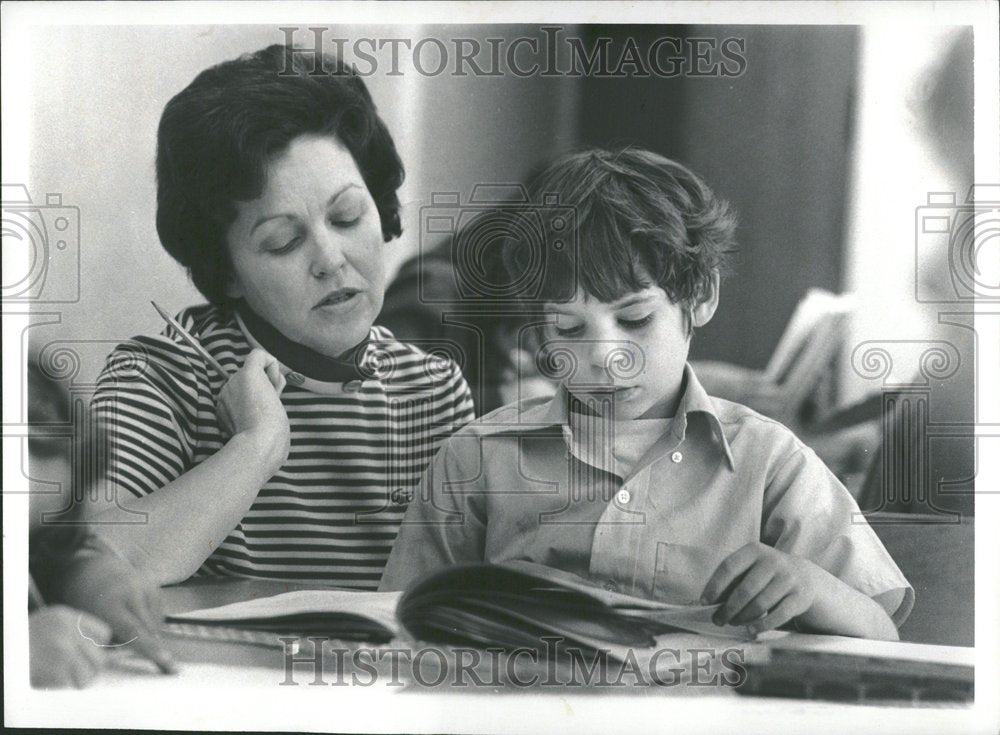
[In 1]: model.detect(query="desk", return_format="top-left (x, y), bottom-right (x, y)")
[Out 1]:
top-left (16, 578), bottom-right (982, 734)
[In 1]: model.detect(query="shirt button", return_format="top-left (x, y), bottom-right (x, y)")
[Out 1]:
top-left (671, 451), bottom-right (683, 463)
top-left (285, 371), bottom-right (305, 386)
top-left (616, 488), bottom-right (631, 505)
top-left (342, 379), bottom-right (364, 392)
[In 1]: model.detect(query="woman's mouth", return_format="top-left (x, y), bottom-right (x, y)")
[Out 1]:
top-left (314, 289), bottom-right (361, 310)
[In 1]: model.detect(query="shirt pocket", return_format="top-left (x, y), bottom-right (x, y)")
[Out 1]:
top-left (652, 542), bottom-right (723, 604)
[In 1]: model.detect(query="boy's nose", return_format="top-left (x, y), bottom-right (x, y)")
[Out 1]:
top-left (586, 340), bottom-right (635, 378)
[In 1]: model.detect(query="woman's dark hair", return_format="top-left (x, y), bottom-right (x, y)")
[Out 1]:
top-left (503, 147), bottom-right (736, 309)
top-left (156, 44), bottom-right (405, 304)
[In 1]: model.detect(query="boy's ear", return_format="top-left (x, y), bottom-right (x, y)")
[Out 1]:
top-left (691, 271), bottom-right (720, 328)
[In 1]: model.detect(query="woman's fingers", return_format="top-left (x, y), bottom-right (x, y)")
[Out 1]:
top-left (242, 347), bottom-right (269, 372)
top-left (263, 358), bottom-right (285, 393)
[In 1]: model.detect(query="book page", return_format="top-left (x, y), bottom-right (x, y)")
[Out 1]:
top-left (170, 590), bottom-right (403, 634)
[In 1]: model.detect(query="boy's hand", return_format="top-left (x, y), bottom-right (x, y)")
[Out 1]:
top-left (56, 547), bottom-right (176, 674)
top-left (216, 348), bottom-right (290, 469)
top-left (701, 542), bottom-right (822, 633)
top-left (30, 606), bottom-right (112, 688)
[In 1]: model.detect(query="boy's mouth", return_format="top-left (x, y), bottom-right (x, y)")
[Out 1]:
top-left (611, 385), bottom-right (638, 401)
top-left (583, 385), bottom-right (639, 401)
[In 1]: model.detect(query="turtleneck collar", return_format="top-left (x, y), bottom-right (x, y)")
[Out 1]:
top-left (235, 300), bottom-right (374, 384)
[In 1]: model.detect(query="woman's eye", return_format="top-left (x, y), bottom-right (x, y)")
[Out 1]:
top-left (618, 314), bottom-right (654, 330)
top-left (555, 324), bottom-right (584, 337)
top-left (330, 204), bottom-right (364, 227)
top-left (267, 236), bottom-right (301, 254)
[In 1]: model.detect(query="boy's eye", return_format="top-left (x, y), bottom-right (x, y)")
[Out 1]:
top-left (618, 314), bottom-right (654, 330)
top-left (554, 324), bottom-right (584, 337)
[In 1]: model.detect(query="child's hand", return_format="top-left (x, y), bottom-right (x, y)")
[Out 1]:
top-left (56, 547), bottom-right (176, 674)
top-left (701, 542), bottom-right (821, 633)
top-left (30, 606), bottom-right (112, 688)
top-left (216, 348), bottom-right (290, 466)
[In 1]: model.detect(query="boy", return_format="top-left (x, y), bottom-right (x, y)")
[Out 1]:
top-left (380, 149), bottom-right (911, 640)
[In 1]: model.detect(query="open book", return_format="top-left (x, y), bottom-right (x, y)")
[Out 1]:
top-left (167, 562), bottom-right (755, 655)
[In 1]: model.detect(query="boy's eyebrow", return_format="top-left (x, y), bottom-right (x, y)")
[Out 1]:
top-left (610, 294), bottom-right (656, 309)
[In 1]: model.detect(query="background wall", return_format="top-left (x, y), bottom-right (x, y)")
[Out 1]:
top-left (10, 23), bottom-right (973, 414)
top-left (577, 25), bottom-right (858, 369)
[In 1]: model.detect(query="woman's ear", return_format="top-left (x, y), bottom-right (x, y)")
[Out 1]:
top-left (691, 270), bottom-right (720, 328)
top-left (224, 275), bottom-right (243, 300)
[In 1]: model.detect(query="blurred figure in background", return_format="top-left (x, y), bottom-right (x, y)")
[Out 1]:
top-left (381, 232), bottom-right (556, 416)
top-left (28, 359), bottom-right (173, 687)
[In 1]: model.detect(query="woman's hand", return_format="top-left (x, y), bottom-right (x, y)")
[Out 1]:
top-left (30, 606), bottom-right (112, 688)
top-left (216, 348), bottom-right (290, 471)
top-left (701, 542), bottom-right (822, 634)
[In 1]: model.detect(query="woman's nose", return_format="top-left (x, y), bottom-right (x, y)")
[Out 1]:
top-left (309, 229), bottom-right (348, 278)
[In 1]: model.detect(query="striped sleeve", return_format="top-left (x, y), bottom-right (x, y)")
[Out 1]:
top-left (91, 337), bottom-right (201, 498)
top-left (445, 360), bottom-right (476, 428)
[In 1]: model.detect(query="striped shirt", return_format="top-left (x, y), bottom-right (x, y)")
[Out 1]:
top-left (92, 304), bottom-right (475, 586)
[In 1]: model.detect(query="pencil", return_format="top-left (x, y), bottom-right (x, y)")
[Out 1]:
top-left (151, 301), bottom-right (230, 380)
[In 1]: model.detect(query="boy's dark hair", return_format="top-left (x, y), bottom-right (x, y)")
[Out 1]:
top-left (503, 148), bottom-right (736, 308)
top-left (156, 44), bottom-right (405, 304)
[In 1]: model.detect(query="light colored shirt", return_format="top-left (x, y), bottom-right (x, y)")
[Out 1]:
top-left (380, 365), bottom-right (913, 626)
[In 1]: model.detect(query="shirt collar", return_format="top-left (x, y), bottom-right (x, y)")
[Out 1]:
top-left (236, 310), bottom-right (382, 396)
top-left (487, 364), bottom-right (735, 470)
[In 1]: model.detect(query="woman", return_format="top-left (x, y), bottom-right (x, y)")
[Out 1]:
top-left (88, 44), bottom-right (475, 587)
